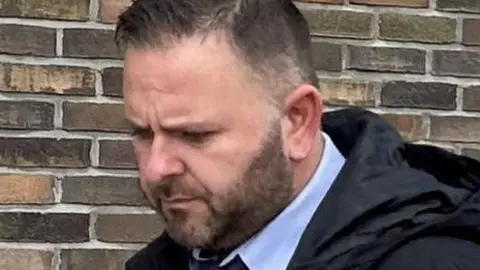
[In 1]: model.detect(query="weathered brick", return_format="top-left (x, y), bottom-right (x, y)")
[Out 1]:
top-left (0, 101), bottom-right (54, 130)
top-left (311, 42), bottom-right (342, 72)
top-left (320, 79), bottom-right (376, 107)
top-left (437, 0), bottom-right (480, 13)
top-left (0, 174), bottom-right (55, 204)
top-left (99, 140), bottom-right (137, 169)
top-left (0, 25), bottom-right (55, 56)
top-left (379, 13), bottom-right (456, 43)
top-left (0, 63), bottom-right (95, 95)
top-left (0, 0), bottom-right (89, 20)
top-left (464, 86), bottom-right (480, 112)
top-left (430, 116), bottom-right (480, 143)
top-left (296, 0), bottom-right (343, 4)
top-left (380, 114), bottom-right (426, 141)
top-left (463, 19), bottom-right (480, 46)
top-left (381, 81), bottom-right (457, 110)
top-left (0, 138), bottom-right (91, 168)
top-left (63, 29), bottom-right (121, 59)
top-left (350, 0), bottom-right (428, 7)
top-left (0, 213), bottom-right (89, 242)
top-left (462, 148), bottom-right (480, 161)
top-left (96, 214), bottom-right (164, 243)
top-left (60, 249), bottom-right (136, 270)
top-left (347, 46), bottom-right (426, 74)
top-left (432, 50), bottom-right (480, 78)
top-left (0, 249), bottom-right (53, 270)
top-left (62, 102), bottom-right (129, 132)
top-left (62, 176), bottom-right (146, 206)
top-left (102, 68), bottom-right (123, 97)
top-left (99, 0), bottom-right (132, 23)
top-left (300, 9), bottom-right (374, 39)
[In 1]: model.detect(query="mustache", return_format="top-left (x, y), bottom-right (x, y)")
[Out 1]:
top-left (151, 178), bottom-right (206, 201)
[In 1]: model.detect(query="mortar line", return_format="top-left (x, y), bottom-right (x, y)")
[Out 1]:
top-left (89, 0), bottom-right (100, 22)
top-left (55, 29), bottom-right (63, 57)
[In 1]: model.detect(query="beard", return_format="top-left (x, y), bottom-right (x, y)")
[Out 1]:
top-left (143, 120), bottom-right (294, 251)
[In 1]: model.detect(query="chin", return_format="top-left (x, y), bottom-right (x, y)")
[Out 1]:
top-left (166, 214), bottom-right (215, 249)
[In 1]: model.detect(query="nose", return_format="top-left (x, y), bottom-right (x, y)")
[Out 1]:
top-left (140, 135), bottom-right (185, 185)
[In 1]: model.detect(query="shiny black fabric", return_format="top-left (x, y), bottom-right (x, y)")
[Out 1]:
top-left (125, 108), bottom-right (480, 270)
top-left (195, 255), bottom-right (249, 270)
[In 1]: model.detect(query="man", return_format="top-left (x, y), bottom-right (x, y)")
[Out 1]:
top-left (115, 0), bottom-right (480, 269)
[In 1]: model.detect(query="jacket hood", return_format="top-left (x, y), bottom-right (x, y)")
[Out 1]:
top-left (287, 108), bottom-right (480, 270)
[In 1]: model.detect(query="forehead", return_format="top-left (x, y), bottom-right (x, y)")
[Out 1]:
top-left (123, 35), bottom-right (237, 93)
top-left (121, 35), bottom-right (265, 126)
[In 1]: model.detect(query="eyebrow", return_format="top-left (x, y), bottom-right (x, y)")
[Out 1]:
top-left (127, 118), bottom-right (223, 133)
top-left (161, 120), bottom-right (223, 132)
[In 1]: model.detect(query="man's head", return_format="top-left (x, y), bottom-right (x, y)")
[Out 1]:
top-left (116, 0), bottom-right (324, 251)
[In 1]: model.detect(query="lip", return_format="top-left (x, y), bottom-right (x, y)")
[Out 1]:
top-left (160, 197), bottom-right (196, 204)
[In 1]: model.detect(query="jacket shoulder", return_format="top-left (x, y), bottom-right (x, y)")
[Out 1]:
top-left (125, 233), bottom-right (191, 270)
top-left (376, 236), bottom-right (480, 270)
top-left (125, 235), bottom-right (166, 270)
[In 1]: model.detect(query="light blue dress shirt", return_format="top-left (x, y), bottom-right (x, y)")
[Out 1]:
top-left (191, 132), bottom-right (345, 270)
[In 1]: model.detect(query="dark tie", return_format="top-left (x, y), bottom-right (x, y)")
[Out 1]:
top-left (195, 255), bottom-right (249, 270)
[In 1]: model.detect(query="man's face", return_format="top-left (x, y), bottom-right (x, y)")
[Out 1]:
top-left (122, 35), bottom-right (294, 250)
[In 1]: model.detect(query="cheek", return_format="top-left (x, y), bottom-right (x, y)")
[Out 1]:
top-left (183, 152), bottom-right (248, 196)
top-left (189, 133), bottom-right (262, 193)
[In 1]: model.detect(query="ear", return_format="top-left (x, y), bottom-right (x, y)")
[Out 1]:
top-left (281, 84), bottom-right (323, 161)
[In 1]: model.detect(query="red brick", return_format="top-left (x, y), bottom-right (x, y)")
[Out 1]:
top-left (381, 81), bottom-right (457, 110)
top-left (96, 214), bottom-right (164, 243)
top-left (432, 50), bottom-right (480, 78)
top-left (0, 101), bottom-right (54, 130)
top-left (61, 176), bottom-right (146, 206)
top-left (320, 79), bottom-right (376, 107)
top-left (380, 114), bottom-right (426, 141)
top-left (300, 9), bottom-right (374, 39)
top-left (347, 46), bottom-right (426, 74)
top-left (463, 86), bottom-right (480, 112)
top-left (99, 140), bottom-right (137, 169)
top-left (0, 138), bottom-right (91, 168)
top-left (0, 25), bottom-right (55, 56)
top-left (102, 68), bottom-right (123, 97)
top-left (99, 0), bottom-right (132, 24)
top-left (0, 174), bottom-right (55, 204)
top-left (379, 13), bottom-right (456, 43)
top-left (463, 19), bottom-right (480, 46)
top-left (437, 0), bottom-right (480, 13)
top-left (0, 249), bottom-right (53, 270)
top-left (0, 64), bottom-right (95, 96)
top-left (311, 42), bottom-right (343, 72)
top-left (63, 29), bottom-right (120, 59)
top-left (430, 116), bottom-right (480, 143)
top-left (0, 213), bottom-right (89, 243)
top-left (0, 0), bottom-right (89, 21)
top-left (62, 102), bottom-right (129, 133)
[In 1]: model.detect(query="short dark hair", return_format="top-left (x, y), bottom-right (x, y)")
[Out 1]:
top-left (115, 0), bottom-right (318, 105)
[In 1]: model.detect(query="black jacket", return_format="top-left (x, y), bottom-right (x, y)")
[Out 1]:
top-left (126, 108), bottom-right (480, 270)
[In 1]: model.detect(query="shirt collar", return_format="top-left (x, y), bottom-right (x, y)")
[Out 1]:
top-left (193, 132), bottom-right (345, 270)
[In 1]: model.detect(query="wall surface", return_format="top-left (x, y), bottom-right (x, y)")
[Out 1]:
top-left (0, 0), bottom-right (479, 269)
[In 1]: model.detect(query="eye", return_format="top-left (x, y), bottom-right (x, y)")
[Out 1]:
top-left (131, 127), bottom-right (153, 139)
top-left (178, 130), bottom-right (215, 144)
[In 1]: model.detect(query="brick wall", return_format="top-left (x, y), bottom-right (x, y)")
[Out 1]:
top-left (0, 0), bottom-right (479, 269)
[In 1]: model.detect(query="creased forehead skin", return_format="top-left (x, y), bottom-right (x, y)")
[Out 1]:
top-left (122, 33), bottom-right (275, 131)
